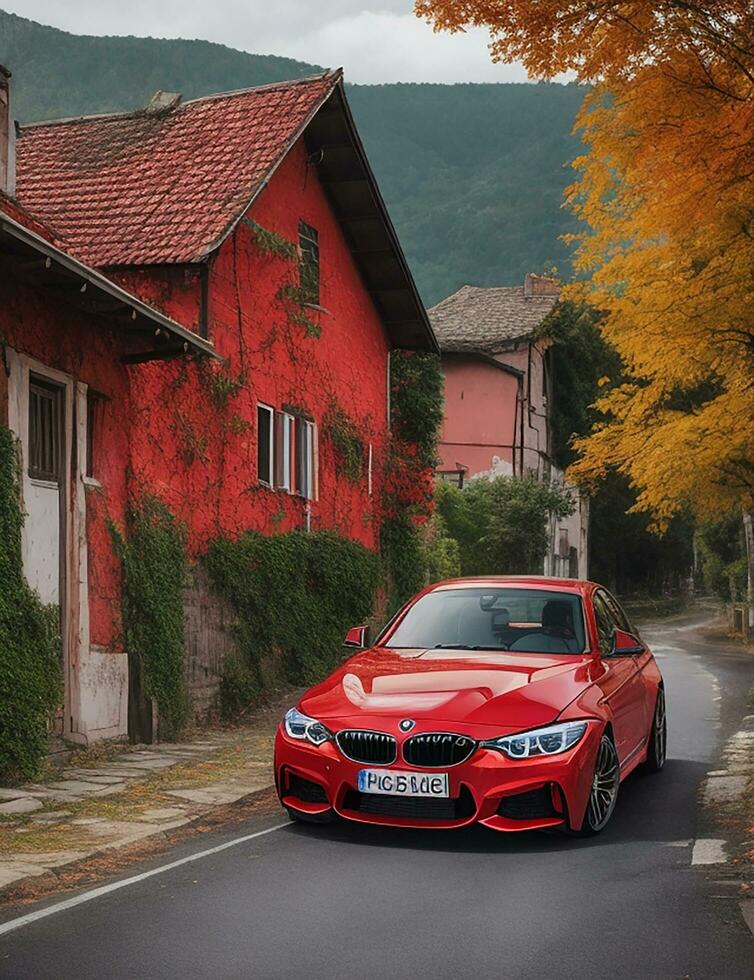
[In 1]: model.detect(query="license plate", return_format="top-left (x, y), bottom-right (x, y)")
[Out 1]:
top-left (358, 768), bottom-right (449, 798)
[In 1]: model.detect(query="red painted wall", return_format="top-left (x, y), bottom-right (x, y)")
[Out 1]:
top-left (111, 136), bottom-right (390, 555)
top-left (0, 255), bottom-right (129, 650)
top-left (438, 354), bottom-right (520, 479)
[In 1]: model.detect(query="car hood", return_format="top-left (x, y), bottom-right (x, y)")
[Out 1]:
top-left (300, 646), bottom-right (597, 732)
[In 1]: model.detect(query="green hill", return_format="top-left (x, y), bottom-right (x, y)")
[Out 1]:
top-left (0, 9), bottom-right (585, 304)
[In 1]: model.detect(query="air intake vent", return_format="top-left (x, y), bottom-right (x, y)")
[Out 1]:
top-left (403, 732), bottom-right (476, 768)
top-left (336, 729), bottom-right (396, 765)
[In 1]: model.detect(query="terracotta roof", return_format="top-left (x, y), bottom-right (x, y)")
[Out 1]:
top-left (15, 72), bottom-right (340, 267)
top-left (0, 190), bottom-right (59, 243)
top-left (429, 280), bottom-right (559, 355)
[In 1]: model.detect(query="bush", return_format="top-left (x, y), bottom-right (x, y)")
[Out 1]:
top-left (204, 530), bottom-right (380, 714)
top-left (436, 475), bottom-right (574, 576)
top-left (420, 511), bottom-right (461, 583)
top-left (0, 427), bottom-right (62, 781)
top-left (111, 496), bottom-right (188, 737)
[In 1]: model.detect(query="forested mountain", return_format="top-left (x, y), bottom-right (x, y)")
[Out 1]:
top-left (0, 9), bottom-right (585, 304)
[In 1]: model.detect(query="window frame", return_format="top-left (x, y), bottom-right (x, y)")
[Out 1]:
top-left (275, 410), bottom-right (294, 492)
top-left (28, 374), bottom-right (64, 484)
top-left (298, 220), bottom-right (320, 306)
top-left (257, 402), bottom-right (275, 488)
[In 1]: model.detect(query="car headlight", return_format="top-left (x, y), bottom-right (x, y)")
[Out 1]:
top-left (482, 721), bottom-right (588, 759)
top-left (283, 707), bottom-right (332, 746)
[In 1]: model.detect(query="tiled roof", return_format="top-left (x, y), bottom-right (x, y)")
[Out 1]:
top-left (15, 72), bottom-right (340, 267)
top-left (0, 190), bottom-right (59, 243)
top-left (428, 281), bottom-right (559, 355)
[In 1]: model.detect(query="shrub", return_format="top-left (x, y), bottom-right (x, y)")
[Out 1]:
top-left (204, 530), bottom-right (380, 714)
top-left (0, 426), bottom-right (62, 781)
top-left (111, 496), bottom-right (188, 737)
top-left (437, 475), bottom-right (574, 576)
top-left (420, 511), bottom-right (461, 584)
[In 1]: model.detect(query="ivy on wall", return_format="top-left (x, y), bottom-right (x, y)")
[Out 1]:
top-left (0, 426), bottom-right (62, 781)
top-left (381, 350), bottom-right (445, 612)
top-left (111, 496), bottom-right (188, 737)
top-left (204, 529), bottom-right (379, 717)
top-left (323, 401), bottom-right (365, 483)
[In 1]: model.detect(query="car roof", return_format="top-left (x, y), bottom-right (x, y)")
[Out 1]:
top-left (427, 576), bottom-right (596, 596)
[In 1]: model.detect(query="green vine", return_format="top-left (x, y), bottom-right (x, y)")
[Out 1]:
top-left (245, 220), bottom-right (298, 261)
top-left (276, 284), bottom-right (321, 338)
top-left (204, 530), bottom-right (379, 716)
top-left (381, 350), bottom-right (445, 612)
top-left (389, 350), bottom-right (444, 468)
top-left (110, 495), bottom-right (188, 737)
top-left (0, 426), bottom-right (62, 781)
top-left (199, 363), bottom-right (247, 410)
top-left (323, 402), bottom-right (365, 482)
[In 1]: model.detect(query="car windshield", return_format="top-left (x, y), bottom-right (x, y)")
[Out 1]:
top-left (384, 587), bottom-right (587, 655)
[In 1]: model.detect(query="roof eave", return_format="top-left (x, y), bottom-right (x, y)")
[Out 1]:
top-left (0, 211), bottom-right (221, 362)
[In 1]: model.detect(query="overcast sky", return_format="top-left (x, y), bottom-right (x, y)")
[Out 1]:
top-left (4, 0), bottom-right (534, 84)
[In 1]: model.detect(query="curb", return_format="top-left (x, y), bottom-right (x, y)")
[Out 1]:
top-left (0, 779), bottom-right (277, 903)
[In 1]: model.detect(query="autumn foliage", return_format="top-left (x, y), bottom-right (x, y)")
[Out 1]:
top-left (416, 1), bottom-right (754, 525)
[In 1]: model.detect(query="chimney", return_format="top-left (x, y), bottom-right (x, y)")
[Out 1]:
top-left (524, 272), bottom-right (560, 298)
top-left (146, 91), bottom-right (182, 113)
top-left (0, 65), bottom-right (15, 196)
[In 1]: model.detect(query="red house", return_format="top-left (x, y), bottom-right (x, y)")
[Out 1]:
top-left (1, 67), bottom-right (435, 744)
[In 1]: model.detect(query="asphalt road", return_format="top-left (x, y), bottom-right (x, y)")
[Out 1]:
top-left (1, 605), bottom-right (753, 980)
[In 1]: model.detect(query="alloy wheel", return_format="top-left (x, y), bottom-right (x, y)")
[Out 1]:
top-left (587, 734), bottom-right (619, 831)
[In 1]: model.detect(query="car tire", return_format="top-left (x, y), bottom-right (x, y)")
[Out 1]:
top-left (568, 731), bottom-right (620, 837)
top-left (284, 805), bottom-right (336, 825)
top-left (642, 687), bottom-right (667, 773)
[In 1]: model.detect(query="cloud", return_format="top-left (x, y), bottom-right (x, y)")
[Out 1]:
top-left (3, 1), bottom-right (532, 83)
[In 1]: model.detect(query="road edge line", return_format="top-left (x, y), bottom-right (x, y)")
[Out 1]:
top-left (0, 820), bottom-right (289, 939)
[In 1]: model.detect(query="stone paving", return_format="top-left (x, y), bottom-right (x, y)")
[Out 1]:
top-left (0, 709), bottom-right (286, 892)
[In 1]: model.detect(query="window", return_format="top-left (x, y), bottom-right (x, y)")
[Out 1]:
top-left (257, 403), bottom-right (274, 486)
top-left (602, 589), bottom-right (635, 635)
top-left (294, 417), bottom-right (318, 500)
top-left (593, 591), bottom-right (617, 656)
top-left (29, 376), bottom-right (63, 483)
top-left (437, 470), bottom-right (465, 489)
top-left (275, 411), bottom-right (294, 491)
top-left (86, 389), bottom-right (105, 480)
top-left (298, 221), bottom-right (319, 305)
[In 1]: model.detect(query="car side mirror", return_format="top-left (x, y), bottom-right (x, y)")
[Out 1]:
top-left (344, 624), bottom-right (370, 649)
top-left (610, 627), bottom-right (644, 656)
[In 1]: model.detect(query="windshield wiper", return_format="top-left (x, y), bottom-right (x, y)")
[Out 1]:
top-left (433, 643), bottom-right (507, 651)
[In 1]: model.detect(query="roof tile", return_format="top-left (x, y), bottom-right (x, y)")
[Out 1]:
top-left (15, 72), bottom-right (339, 267)
top-left (429, 283), bottom-right (559, 354)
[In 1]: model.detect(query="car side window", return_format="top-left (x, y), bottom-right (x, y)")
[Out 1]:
top-left (603, 591), bottom-right (633, 634)
top-left (593, 592), bottom-right (617, 656)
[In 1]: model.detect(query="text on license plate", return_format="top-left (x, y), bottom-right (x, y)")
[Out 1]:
top-left (358, 769), bottom-right (449, 797)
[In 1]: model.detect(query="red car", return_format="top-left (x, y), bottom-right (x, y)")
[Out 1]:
top-left (275, 577), bottom-right (666, 835)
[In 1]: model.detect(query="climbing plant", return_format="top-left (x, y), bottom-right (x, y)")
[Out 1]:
top-left (323, 402), bottom-right (365, 483)
top-left (111, 495), bottom-right (188, 737)
top-left (381, 350), bottom-right (445, 611)
top-left (204, 529), bottom-right (379, 716)
top-left (0, 426), bottom-right (62, 781)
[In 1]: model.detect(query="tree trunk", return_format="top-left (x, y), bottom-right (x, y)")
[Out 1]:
top-left (742, 511), bottom-right (754, 636)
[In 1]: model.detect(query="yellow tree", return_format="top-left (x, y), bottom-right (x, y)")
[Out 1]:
top-left (416, 1), bottom-right (754, 528)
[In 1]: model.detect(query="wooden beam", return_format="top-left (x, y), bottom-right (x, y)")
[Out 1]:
top-left (120, 342), bottom-right (188, 364)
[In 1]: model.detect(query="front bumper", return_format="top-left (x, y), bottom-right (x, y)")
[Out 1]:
top-left (274, 721), bottom-right (602, 832)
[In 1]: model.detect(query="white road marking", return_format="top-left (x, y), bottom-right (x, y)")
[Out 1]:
top-left (0, 820), bottom-right (289, 939)
top-left (691, 838), bottom-right (727, 866)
